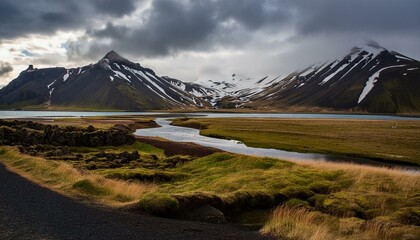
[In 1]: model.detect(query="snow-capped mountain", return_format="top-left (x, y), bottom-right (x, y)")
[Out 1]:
top-left (246, 44), bottom-right (420, 113)
top-left (178, 74), bottom-right (281, 108)
top-left (0, 51), bottom-right (209, 110)
top-left (0, 45), bottom-right (419, 113)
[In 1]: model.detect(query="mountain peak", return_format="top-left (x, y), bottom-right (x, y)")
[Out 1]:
top-left (100, 50), bottom-right (140, 69)
top-left (103, 50), bottom-right (127, 62)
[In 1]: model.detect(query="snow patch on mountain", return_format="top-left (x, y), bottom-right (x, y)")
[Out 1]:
top-left (47, 80), bottom-right (57, 89)
top-left (111, 69), bottom-right (131, 82)
top-left (49, 88), bottom-right (54, 97)
top-left (358, 65), bottom-right (406, 104)
top-left (63, 70), bottom-right (70, 82)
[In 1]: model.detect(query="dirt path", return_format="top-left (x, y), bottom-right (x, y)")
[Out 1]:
top-left (0, 163), bottom-right (266, 240)
top-left (135, 136), bottom-right (223, 157)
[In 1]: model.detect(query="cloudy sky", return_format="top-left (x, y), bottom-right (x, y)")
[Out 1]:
top-left (1, 0), bottom-right (419, 87)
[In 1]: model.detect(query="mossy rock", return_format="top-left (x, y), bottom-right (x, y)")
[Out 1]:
top-left (138, 193), bottom-right (179, 217)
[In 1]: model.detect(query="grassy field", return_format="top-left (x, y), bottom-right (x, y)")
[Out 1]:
top-left (1, 116), bottom-right (420, 239)
top-left (172, 118), bottom-right (420, 166)
top-left (1, 144), bottom-right (419, 239)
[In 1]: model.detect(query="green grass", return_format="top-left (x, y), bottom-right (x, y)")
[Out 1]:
top-left (172, 118), bottom-right (420, 165)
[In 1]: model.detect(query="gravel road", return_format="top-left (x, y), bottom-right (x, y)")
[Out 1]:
top-left (0, 163), bottom-right (266, 240)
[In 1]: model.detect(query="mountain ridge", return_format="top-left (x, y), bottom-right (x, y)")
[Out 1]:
top-left (0, 51), bottom-right (208, 111)
top-left (244, 45), bottom-right (420, 113)
top-left (0, 46), bottom-right (419, 113)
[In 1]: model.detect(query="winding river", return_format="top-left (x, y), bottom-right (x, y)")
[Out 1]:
top-left (134, 117), bottom-right (419, 170)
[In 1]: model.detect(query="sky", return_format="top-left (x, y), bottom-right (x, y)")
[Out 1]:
top-left (1, 0), bottom-right (420, 87)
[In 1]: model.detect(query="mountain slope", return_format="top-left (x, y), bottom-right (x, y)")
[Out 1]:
top-left (0, 51), bottom-right (208, 110)
top-left (247, 45), bottom-right (420, 113)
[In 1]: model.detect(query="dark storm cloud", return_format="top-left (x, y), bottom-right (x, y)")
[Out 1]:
top-left (2, 0), bottom-right (419, 63)
top-left (0, 62), bottom-right (13, 77)
top-left (292, 0), bottom-right (420, 35)
top-left (92, 0), bottom-right (137, 17)
top-left (68, 0), bottom-right (292, 59)
top-left (0, 0), bottom-right (138, 38)
top-left (86, 0), bottom-right (221, 57)
top-left (215, 0), bottom-right (291, 30)
top-left (68, 0), bottom-right (420, 61)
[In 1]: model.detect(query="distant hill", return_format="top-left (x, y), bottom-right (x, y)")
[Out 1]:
top-left (1, 45), bottom-right (419, 113)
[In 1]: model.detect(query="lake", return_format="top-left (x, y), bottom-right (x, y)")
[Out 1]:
top-left (0, 110), bottom-right (419, 120)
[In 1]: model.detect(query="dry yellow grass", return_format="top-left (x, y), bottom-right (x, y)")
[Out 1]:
top-left (262, 206), bottom-right (420, 240)
top-left (0, 146), bottom-right (156, 206)
top-left (298, 160), bottom-right (419, 196)
top-left (261, 206), bottom-right (335, 240)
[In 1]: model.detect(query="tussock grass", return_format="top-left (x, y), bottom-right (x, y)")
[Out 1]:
top-left (299, 160), bottom-right (419, 198)
top-left (138, 192), bottom-right (179, 217)
top-left (261, 206), bottom-right (420, 240)
top-left (142, 152), bottom-right (419, 226)
top-left (0, 146), bottom-right (155, 206)
top-left (261, 206), bottom-right (335, 240)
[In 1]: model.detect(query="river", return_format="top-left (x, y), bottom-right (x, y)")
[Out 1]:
top-left (134, 118), bottom-right (418, 170)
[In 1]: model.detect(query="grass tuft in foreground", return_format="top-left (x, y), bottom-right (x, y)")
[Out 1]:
top-left (261, 205), bottom-right (420, 240)
top-left (261, 206), bottom-right (334, 240)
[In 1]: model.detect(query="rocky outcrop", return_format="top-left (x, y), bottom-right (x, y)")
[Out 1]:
top-left (86, 150), bottom-right (140, 164)
top-left (0, 120), bottom-right (135, 147)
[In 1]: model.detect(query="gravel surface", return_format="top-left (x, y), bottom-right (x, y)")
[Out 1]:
top-left (0, 163), bottom-right (266, 240)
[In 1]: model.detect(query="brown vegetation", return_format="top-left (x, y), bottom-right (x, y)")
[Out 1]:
top-left (135, 136), bottom-right (222, 157)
